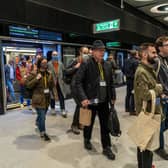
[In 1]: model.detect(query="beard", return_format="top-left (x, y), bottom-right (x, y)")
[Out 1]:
top-left (147, 55), bottom-right (157, 64)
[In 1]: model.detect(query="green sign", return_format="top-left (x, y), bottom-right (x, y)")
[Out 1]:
top-left (106, 42), bottom-right (120, 47)
top-left (93, 19), bottom-right (120, 33)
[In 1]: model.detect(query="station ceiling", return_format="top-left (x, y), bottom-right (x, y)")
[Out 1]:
top-left (124, 0), bottom-right (168, 26)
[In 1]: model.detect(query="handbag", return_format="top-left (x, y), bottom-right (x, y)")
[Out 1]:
top-left (79, 108), bottom-right (92, 126)
top-left (127, 90), bottom-right (161, 151)
top-left (108, 104), bottom-right (121, 137)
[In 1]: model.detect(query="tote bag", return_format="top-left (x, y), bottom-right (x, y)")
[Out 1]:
top-left (127, 90), bottom-right (161, 151)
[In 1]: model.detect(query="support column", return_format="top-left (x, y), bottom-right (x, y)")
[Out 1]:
top-left (0, 40), bottom-right (6, 114)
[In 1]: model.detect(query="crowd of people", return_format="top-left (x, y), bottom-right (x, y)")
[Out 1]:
top-left (4, 36), bottom-right (168, 167)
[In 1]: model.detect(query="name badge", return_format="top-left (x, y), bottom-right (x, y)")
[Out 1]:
top-left (100, 81), bottom-right (106, 87)
top-left (44, 88), bottom-right (49, 94)
top-left (156, 97), bottom-right (160, 105)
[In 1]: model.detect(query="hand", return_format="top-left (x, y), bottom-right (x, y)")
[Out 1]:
top-left (36, 73), bottom-right (42, 80)
top-left (81, 99), bottom-right (90, 108)
top-left (111, 100), bottom-right (116, 105)
top-left (161, 94), bottom-right (166, 99)
top-left (74, 63), bottom-right (81, 68)
top-left (156, 84), bottom-right (163, 94)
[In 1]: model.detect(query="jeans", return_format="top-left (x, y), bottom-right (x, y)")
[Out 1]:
top-left (6, 79), bottom-right (16, 101)
top-left (36, 108), bottom-right (48, 133)
top-left (20, 85), bottom-right (31, 106)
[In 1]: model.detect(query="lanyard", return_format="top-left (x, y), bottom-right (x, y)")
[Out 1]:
top-left (44, 72), bottom-right (47, 88)
top-left (98, 63), bottom-right (104, 80)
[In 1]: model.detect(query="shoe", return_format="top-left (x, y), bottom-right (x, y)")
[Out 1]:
top-left (129, 112), bottom-right (137, 116)
top-left (71, 126), bottom-right (80, 135)
top-left (20, 104), bottom-right (24, 109)
top-left (62, 110), bottom-right (67, 118)
top-left (84, 139), bottom-right (92, 150)
top-left (78, 124), bottom-right (84, 130)
top-left (155, 148), bottom-right (168, 160)
top-left (102, 147), bottom-right (115, 160)
top-left (50, 108), bottom-right (56, 115)
top-left (32, 107), bottom-right (36, 114)
top-left (27, 105), bottom-right (32, 111)
top-left (40, 133), bottom-right (51, 141)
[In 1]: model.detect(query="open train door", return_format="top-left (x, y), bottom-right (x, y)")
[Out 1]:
top-left (0, 40), bottom-right (6, 114)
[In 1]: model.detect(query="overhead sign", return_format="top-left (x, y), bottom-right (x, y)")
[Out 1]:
top-left (93, 19), bottom-right (120, 34)
top-left (9, 26), bottom-right (39, 38)
top-left (106, 42), bottom-right (120, 47)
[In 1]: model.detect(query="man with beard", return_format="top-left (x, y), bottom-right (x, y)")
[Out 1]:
top-left (134, 43), bottom-right (163, 168)
top-left (155, 36), bottom-right (168, 159)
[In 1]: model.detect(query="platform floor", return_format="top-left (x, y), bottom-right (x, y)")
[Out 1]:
top-left (0, 86), bottom-right (167, 168)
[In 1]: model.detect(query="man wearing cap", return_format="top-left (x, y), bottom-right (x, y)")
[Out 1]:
top-left (73, 40), bottom-right (116, 160)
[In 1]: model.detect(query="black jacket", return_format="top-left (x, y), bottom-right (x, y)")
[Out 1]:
top-left (122, 56), bottom-right (139, 80)
top-left (157, 55), bottom-right (168, 95)
top-left (72, 57), bottom-right (116, 104)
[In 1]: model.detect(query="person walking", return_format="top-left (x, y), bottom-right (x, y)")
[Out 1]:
top-left (48, 51), bottom-right (68, 117)
top-left (25, 58), bottom-right (58, 141)
top-left (73, 40), bottom-right (116, 160)
top-left (66, 46), bottom-right (89, 134)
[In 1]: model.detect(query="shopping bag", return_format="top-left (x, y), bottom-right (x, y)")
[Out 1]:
top-left (127, 90), bottom-right (161, 151)
top-left (108, 105), bottom-right (121, 137)
top-left (79, 108), bottom-right (92, 126)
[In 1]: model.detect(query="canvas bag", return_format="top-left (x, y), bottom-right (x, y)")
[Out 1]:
top-left (127, 90), bottom-right (161, 151)
top-left (79, 108), bottom-right (92, 126)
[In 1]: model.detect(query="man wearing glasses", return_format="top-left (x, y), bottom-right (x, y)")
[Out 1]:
top-left (155, 36), bottom-right (168, 160)
top-left (73, 40), bottom-right (116, 160)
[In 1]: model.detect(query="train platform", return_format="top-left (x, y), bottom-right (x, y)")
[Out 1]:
top-left (0, 86), bottom-right (167, 168)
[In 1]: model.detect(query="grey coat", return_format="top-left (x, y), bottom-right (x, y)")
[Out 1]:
top-left (48, 60), bottom-right (70, 97)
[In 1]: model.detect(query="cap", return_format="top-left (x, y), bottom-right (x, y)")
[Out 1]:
top-left (92, 40), bottom-right (105, 49)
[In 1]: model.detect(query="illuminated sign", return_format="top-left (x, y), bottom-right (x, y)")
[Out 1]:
top-left (9, 26), bottom-right (62, 41)
top-left (9, 26), bottom-right (39, 38)
top-left (39, 30), bottom-right (62, 41)
top-left (93, 19), bottom-right (120, 33)
top-left (106, 42), bottom-right (120, 47)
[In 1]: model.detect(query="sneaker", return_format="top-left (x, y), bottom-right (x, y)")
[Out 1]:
top-left (20, 104), bottom-right (24, 109)
top-left (27, 105), bottom-right (32, 111)
top-left (102, 147), bottom-right (115, 160)
top-left (84, 139), bottom-right (92, 150)
top-left (71, 126), bottom-right (80, 135)
top-left (155, 148), bottom-right (168, 160)
top-left (50, 108), bottom-right (56, 115)
top-left (40, 133), bottom-right (51, 141)
top-left (32, 107), bottom-right (36, 114)
top-left (62, 110), bottom-right (67, 118)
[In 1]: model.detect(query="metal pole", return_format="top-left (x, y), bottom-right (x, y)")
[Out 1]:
top-left (0, 40), bottom-right (6, 114)
top-left (121, 0), bottom-right (124, 9)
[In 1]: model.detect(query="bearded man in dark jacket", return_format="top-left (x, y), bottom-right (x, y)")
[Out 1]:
top-left (155, 36), bottom-right (168, 160)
